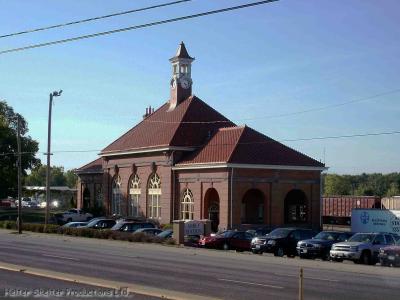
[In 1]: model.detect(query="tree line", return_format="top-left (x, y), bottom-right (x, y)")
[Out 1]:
top-left (323, 173), bottom-right (400, 197)
top-left (0, 100), bottom-right (77, 199)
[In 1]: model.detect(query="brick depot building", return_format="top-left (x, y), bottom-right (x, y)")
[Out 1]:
top-left (76, 43), bottom-right (326, 231)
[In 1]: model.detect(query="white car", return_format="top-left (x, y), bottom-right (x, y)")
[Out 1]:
top-left (57, 209), bottom-right (93, 224)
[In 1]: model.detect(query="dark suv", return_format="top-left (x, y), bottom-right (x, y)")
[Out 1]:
top-left (297, 231), bottom-right (354, 260)
top-left (251, 227), bottom-right (315, 257)
top-left (111, 222), bottom-right (155, 233)
top-left (84, 218), bottom-right (116, 229)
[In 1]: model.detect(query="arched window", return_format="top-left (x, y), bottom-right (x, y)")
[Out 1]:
top-left (181, 189), bottom-right (194, 220)
top-left (147, 173), bottom-right (161, 219)
top-left (129, 174), bottom-right (141, 217)
top-left (112, 175), bottom-right (122, 215)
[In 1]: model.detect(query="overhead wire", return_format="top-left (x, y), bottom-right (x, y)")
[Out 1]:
top-left (0, 0), bottom-right (192, 39)
top-left (0, 0), bottom-right (279, 55)
top-left (142, 88), bottom-right (400, 124)
top-left (1, 129), bottom-right (399, 157)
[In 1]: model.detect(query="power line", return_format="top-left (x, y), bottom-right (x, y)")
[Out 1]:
top-left (0, 0), bottom-right (192, 39)
top-left (1, 129), bottom-right (399, 157)
top-left (0, 0), bottom-right (279, 55)
top-left (142, 88), bottom-right (400, 124)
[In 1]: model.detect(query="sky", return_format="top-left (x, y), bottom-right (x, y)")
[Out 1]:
top-left (0, 0), bottom-right (399, 174)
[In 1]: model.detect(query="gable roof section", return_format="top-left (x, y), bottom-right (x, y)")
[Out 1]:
top-left (75, 158), bottom-right (103, 174)
top-left (177, 126), bottom-right (324, 168)
top-left (101, 96), bottom-right (234, 155)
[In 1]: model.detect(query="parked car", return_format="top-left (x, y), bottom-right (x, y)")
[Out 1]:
top-left (84, 218), bottom-right (116, 229)
top-left (330, 232), bottom-right (397, 265)
top-left (61, 221), bottom-right (88, 228)
top-left (199, 230), bottom-right (253, 251)
top-left (157, 229), bottom-right (173, 239)
top-left (251, 227), bottom-right (315, 256)
top-left (111, 222), bottom-right (155, 233)
top-left (135, 228), bottom-right (163, 236)
top-left (55, 209), bottom-right (93, 224)
top-left (297, 231), bottom-right (354, 260)
top-left (379, 239), bottom-right (400, 267)
top-left (246, 227), bottom-right (271, 237)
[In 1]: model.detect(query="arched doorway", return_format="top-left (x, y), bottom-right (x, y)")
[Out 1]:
top-left (241, 189), bottom-right (264, 224)
top-left (204, 188), bottom-right (220, 232)
top-left (82, 186), bottom-right (90, 210)
top-left (284, 189), bottom-right (307, 224)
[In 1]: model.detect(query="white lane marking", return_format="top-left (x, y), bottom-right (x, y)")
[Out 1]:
top-left (273, 273), bottom-right (339, 282)
top-left (42, 254), bottom-right (80, 261)
top-left (218, 278), bottom-right (283, 289)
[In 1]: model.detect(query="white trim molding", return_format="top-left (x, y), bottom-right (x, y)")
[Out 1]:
top-left (100, 146), bottom-right (195, 157)
top-left (173, 162), bottom-right (328, 171)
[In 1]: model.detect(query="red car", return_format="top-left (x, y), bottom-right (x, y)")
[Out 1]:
top-left (199, 230), bottom-right (253, 251)
top-left (379, 239), bottom-right (400, 267)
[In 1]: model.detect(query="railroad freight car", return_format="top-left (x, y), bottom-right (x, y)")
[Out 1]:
top-left (381, 196), bottom-right (400, 210)
top-left (322, 196), bottom-right (381, 225)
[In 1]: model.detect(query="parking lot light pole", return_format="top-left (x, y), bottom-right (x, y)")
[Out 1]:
top-left (45, 90), bottom-right (62, 228)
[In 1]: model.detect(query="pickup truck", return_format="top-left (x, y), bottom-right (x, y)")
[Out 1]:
top-left (330, 232), bottom-right (397, 265)
top-left (55, 209), bottom-right (93, 224)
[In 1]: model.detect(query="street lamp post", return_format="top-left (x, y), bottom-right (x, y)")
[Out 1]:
top-left (45, 90), bottom-right (62, 228)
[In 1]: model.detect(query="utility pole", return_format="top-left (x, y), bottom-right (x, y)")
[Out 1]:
top-left (17, 115), bottom-right (22, 234)
top-left (45, 90), bottom-right (62, 228)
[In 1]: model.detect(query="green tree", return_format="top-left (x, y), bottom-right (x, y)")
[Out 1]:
top-left (25, 165), bottom-right (70, 187)
top-left (65, 169), bottom-right (78, 189)
top-left (386, 182), bottom-right (400, 197)
top-left (323, 174), bottom-right (352, 196)
top-left (0, 101), bottom-right (40, 198)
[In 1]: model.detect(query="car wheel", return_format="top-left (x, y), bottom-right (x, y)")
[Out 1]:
top-left (332, 258), bottom-right (343, 262)
top-left (380, 259), bottom-right (389, 267)
top-left (223, 243), bottom-right (229, 251)
top-left (359, 251), bottom-right (371, 265)
top-left (251, 249), bottom-right (259, 254)
top-left (274, 247), bottom-right (284, 257)
top-left (321, 253), bottom-right (330, 261)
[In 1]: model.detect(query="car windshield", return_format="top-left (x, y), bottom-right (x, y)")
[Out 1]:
top-left (348, 233), bottom-right (375, 243)
top-left (314, 232), bottom-right (339, 241)
top-left (158, 230), bottom-right (172, 238)
top-left (111, 222), bottom-right (126, 230)
top-left (268, 228), bottom-right (292, 238)
top-left (217, 231), bottom-right (235, 238)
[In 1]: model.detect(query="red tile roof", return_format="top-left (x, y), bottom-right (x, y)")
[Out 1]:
top-left (76, 158), bottom-right (103, 174)
top-left (101, 96), bottom-right (234, 154)
top-left (178, 126), bottom-right (324, 167)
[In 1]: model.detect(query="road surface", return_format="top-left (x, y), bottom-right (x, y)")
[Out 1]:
top-left (0, 230), bottom-right (399, 299)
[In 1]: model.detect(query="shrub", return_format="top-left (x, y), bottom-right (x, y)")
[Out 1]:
top-left (164, 238), bottom-right (176, 245)
top-left (161, 223), bottom-right (173, 230)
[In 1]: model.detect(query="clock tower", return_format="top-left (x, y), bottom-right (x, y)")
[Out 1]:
top-left (169, 42), bottom-right (195, 111)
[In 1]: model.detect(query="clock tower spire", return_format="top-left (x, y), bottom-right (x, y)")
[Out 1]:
top-left (169, 42), bottom-right (195, 111)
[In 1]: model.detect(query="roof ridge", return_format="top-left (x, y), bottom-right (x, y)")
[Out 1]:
top-left (226, 126), bottom-right (246, 163)
top-left (242, 126), bottom-right (324, 167)
top-left (219, 125), bottom-right (244, 131)
top-left (101, 101), bottom-right (170, 153)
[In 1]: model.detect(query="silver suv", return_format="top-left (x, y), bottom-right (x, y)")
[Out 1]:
top-left (330, 232), bottom-right (397, 265)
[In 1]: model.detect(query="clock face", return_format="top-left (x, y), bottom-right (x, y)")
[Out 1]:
top-left (180, 78), bottom-right (191, 89)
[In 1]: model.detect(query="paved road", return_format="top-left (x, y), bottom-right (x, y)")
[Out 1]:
top-left (0, 269), bottom-right (160, 300)
top-left (0, 230), bottom-right (399, 300)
